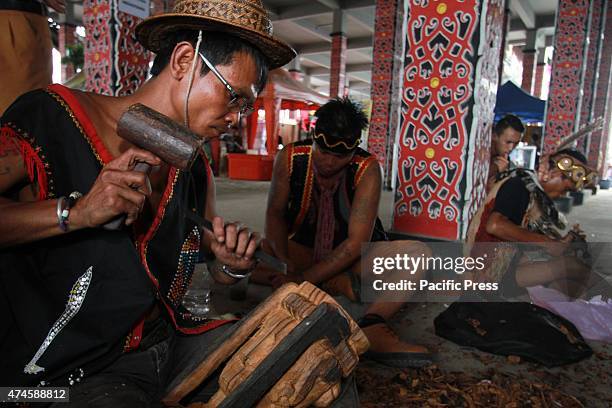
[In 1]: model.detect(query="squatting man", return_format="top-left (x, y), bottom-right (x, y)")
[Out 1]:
top-left (253, 97), bottom-right (433, 368)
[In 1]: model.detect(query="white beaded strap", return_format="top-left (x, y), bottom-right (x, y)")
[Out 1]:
top-left (24, 266), bottom-right (93, 375)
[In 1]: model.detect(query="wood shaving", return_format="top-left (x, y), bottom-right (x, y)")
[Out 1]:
top-left (356, 364), bottom-right (585, 407)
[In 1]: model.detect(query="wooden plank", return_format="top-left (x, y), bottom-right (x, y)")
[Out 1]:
top-left (218, 303), bottom-right (351, 408)
top-left (162, 284), bottom-right (298, 406)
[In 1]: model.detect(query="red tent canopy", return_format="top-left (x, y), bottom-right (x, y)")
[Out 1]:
top-left (248, 69), bottom-right (328, 155)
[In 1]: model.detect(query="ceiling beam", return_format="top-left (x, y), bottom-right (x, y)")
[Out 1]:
top-left (293, 19), bottom-right (333, 42)
top-left (271, 3), bottom-right (331, 22)
top-left (269, 0), bottom-right (375, 23)
top-left (509, 18), bottom-right (525, 31)
top-left (506, 30), bottom-right (526, 42)
top-left (348, 36), bottom-right (372, 50)
top-left (535, 14), bottom-right (556, 28)
top-left (307, 67), bottom-right (331, 75)
top-left (301, 56), bottom-right (331, 69)
top-left (345, 10), bottom-right (374, 33)
top-left (306, 63), bottom-right (371, 76)
top-left (342, 0), bottom-right (376, 8)
top-left (348, 81), bottom-right (370, 89)
top-left (346, 63), bottom-right (372, 73)
top-left (509, 0), bottom-right (535, 29)
top-left (297, 36), bottom-right (372, 55)
top-left (316, 0), bottom-right (340, 9)
top-left (509, 13), bottom-right (555, 31)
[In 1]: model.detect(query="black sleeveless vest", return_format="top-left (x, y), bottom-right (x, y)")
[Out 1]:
top-left (0, 85), bottom-right (225, 387)
top-left (285, 139), bottom-right (387, 247)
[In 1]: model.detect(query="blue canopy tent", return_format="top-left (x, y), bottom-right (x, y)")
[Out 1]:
top-left (494, 81), bottom-right (546, 124)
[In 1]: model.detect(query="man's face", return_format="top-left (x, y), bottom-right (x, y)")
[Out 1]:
top-left (541, 169), bottom-right (578, 198)
top-left (186, 51), bottom-right (259, 139)
top-left (312, 142), bottom-right (355, 178)
top-left (493, 127), bottom-right (521, 157)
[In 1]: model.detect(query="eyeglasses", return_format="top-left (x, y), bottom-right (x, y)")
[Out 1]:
top-left (198, 52), bottom-right (255, 116)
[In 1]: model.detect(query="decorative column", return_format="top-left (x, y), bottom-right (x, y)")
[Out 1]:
top-left (263, 82), bottom-right (281, 156)
top-left (59, 24), bottom-right (77, 82)
top-left (521, 30), bottom-right (537, 94)
top-left (329, 10), bottom-right (347, 98)
top-left (498, 2), bottom-right (510, 84)
top-left (367, 0), bottom-right (405, 189)
top-left (393, 0), bottom-right (505, 240)
top-left (543, 0), bottom-right (591, 154)
top-left (533, 49), bottom-right (547, 98)
top-left (578, 0), bottom-right (605, 152)
top-left (588, 1), bottom-right (612, 175)
top-left (83, 0), bottom-right (150, 96)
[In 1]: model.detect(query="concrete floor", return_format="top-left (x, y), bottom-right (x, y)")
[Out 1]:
top-left (209, 177), bottom-right (612, 407)
top-left (214, 177), bottom-right (612, 242)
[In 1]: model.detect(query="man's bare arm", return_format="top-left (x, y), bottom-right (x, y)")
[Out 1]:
top-left (265, 148), bottom-right (291, 262)
top-left (200, 170), bottom-right (235, 284)
top-left (485, 211), bottom-right (570, 256)
top-left (0, 142), bottom-right (159, 248)
top-left (302, 163), bottom-right (381, 284)
top-left (201, 166), bottom-right (260, 285)
top-left (0, 140), bottom-right (73, 247)
top-left (486, 211), bottom-right (552, 243)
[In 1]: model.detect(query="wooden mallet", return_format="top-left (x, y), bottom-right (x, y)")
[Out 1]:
top-left (112, 104), bottom-right (286, 273)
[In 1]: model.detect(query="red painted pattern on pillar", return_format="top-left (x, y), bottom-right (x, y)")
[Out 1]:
top-left (84, 0), bottom-right (150, 96)
top-left (463, 0), bottom-right (506, 235)
top-left (577, 0), bottom-right (605, 150)
top-left (589, 2), bottom-right (612, 175)
top-left (394, 0), bottom-right (504, 240)
top-left (521, 50), bottom-right (536, 94)
top-left (498, 6), bottom-right (509, 84)
top-left (543, 0), bottom-right (591, 154)
top-left (114, 12), bottom-right (151, 96)
top-left (368, 0), bottom-right (404, 187)
top-left (534, 63), bottom-right (546, 98)
top-left (84, 0), bottom-right (113, 95)
top-left (329, 34), bottom-right (347, 98)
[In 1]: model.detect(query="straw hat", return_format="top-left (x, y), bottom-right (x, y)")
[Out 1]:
top-left (136, 0), bottom-right (296, 68)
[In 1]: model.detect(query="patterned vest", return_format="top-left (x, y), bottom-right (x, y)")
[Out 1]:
top-left (285, 139), bottom-right (387, 247)
top-left (0, 85), bottom-right (229, 386)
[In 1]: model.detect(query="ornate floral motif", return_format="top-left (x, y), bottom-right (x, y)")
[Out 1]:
top-left (462, 0), bottom-right (505, 238)
top-left (367, 0), bottom-right (405, 186)
top-left (394, 0), bottom-right (504, 240)
top-left (577, 0), bottom-right (604, 150)
top-left (543, 0), bottom-right (591, 154)
top-left (83, 0), bottom-right (149, 96)
top-left (588, 2), bottom-right (612, 175)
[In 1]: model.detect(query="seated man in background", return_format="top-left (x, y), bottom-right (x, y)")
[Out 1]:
top-left (253, 98), bottom-right (432, 368)
top-left (487, 115), bottom-right (524, 191)
top-left (468, 149), bottom-right (600, 298)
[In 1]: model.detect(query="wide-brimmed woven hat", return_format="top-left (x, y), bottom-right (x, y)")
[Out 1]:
top-left (136, 0), bottom-right (296, 69)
